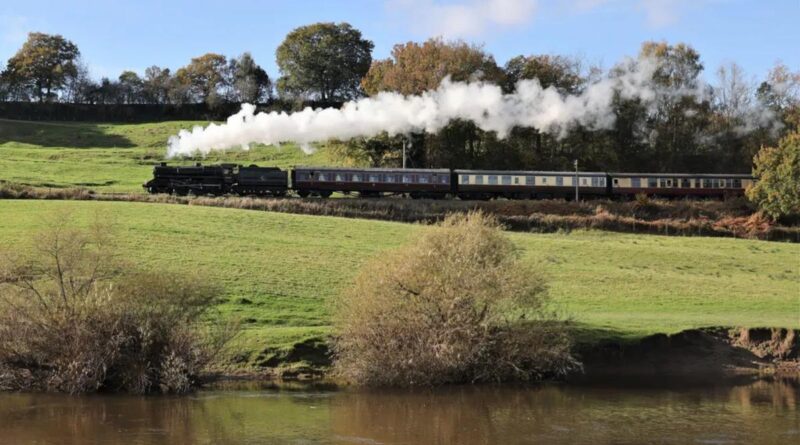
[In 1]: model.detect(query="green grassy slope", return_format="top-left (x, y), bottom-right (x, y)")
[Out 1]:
top-left (0, 119), bottom-right (336, 192)
top-left (0, 200), bottom-right (797, 367)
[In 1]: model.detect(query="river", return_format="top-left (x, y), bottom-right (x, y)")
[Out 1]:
top-left (0, 378), bottom-right (797, 445)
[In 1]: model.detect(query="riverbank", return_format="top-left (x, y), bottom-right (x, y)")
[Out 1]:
top-left (1, 200), bottom-right (797, 380)
top-left (2, 183), bottom-right (799, 241)
top-left (206, 326), bottom-right (800, 383)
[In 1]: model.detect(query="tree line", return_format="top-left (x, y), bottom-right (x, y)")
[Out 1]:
top-left (1, 25), bottom-right (798, 173)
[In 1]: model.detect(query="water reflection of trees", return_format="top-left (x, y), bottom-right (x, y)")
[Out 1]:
top-left (329, 382), bottom-right (800, 445)
top-left (0, 380), bottom-right (798, 444)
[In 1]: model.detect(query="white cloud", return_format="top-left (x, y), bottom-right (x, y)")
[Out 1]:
top-left (567, 0), bottom-right (713, 28)
top-left (387, 0), bottom-right (539, 38)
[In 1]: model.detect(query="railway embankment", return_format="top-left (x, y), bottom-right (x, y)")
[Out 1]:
top-left (2, 182), bottom-right (798, 241)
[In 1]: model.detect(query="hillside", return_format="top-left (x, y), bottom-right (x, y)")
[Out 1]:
top-left (0, 200), bottom-right (796, 370)
top-left (0, 119), bottom-right (336, 192)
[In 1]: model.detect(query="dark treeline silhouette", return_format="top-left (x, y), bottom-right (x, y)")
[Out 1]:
top-left (1, 28), bottom-right (798, 173)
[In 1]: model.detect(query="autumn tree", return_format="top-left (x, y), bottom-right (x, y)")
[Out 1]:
top-left (746, 131), bottom-right (800, 221)
top-left (143, 66), bottom-right (172, 104)
top-left (361, 38), bottom-right (504, 96)
top-left (175, 53), bottom-right (228, 106)
top-left (276, 22), bottom-right (373, 101)
top-left (504, 54), bottom-right (584, 94)
top-left (2, 32), bottom-right (80, 102)
top-left (356, 39), bottom-right (504, 168)
top-left (758, 62), bottom-right (800, 132)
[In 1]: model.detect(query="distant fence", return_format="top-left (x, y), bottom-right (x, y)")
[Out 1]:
top-left (0, 100), bottom-right (344, 122)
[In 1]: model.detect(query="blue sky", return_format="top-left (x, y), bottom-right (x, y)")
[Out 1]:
top-left (1, 0), bottom-right (797, 83)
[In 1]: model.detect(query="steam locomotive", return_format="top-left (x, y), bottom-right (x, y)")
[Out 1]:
top-left (143, 162), bottom-right (755, 200)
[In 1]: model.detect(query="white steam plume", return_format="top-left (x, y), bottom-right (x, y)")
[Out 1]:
top-left (167, 58), bottom-right (662, 158)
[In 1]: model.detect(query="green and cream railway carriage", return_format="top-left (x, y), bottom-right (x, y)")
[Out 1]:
top-left (454, 170), bottom-right (609, 200)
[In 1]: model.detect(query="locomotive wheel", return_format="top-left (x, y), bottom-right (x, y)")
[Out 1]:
top-left (297, 190), bottom-right (310, 198)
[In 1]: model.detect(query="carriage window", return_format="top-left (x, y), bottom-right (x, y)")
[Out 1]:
top-left (385, 175), bottom-right (395, 183)
top-left (702, 179), bottom-right (711, 188)
top-left (488, 175), bottom-right (498, 185)
top-left (502, 176), bottom-right (512, 185)
top-left (581, 178), bottom-right (588, 186)
top-left (419, 175), bottom-right (429, 184)
top-left (514, 177), bottom-right (520, 185)
top-left (297, 172), bottom-right (309, 181)
top-left (335, 174), bottom-right (344, 182)
top-left (648, 178), bottom-right (657, 187)
top-left (732, 179), bottom-right (742, 188)
top-left (526, 176), bottom-right (535, 185)
top-left (368, 174), bottom-right (380, 182)
top-left (440, 176), bottom-right (449, 184)
top-left (680, 179), bottom-right (690, 188)
top-left (352, 174), bottom-right (361, 182)
top-left (542, 177), bottom-right (548, 184)
top-left (665, 179), bottom-right (673, 187)
top-left (402, 175), bottom-right (412, 183)
top-left (476, 176), bottom-right (484, 185)
top-left (318, 173), bottom-right (327, 181)
top-left (631, 178), bottom-right (641, 188)
top-left (557, 176), bottom-right (564, 186)
top-left (461, 175), bottom-right (470, 184)
top-left (719, 179), bottom-right (726, 188)
top-left (613, 178), bottom-right (619, 186)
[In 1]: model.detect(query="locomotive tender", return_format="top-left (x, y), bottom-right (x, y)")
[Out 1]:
top-left (144, 162), bottom-right (754, 200)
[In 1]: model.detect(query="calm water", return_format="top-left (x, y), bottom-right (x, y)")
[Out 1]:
top-left (0, 379), bottom-right (797, 445)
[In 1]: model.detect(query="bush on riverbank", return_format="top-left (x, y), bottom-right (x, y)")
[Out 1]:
top-left (332, 211), bottom-right (578, 386)
top-left (0, 213), bottom-right (233, 394)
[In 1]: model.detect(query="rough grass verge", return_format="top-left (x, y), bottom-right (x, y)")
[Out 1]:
top-left (2, 182), bottom-right (798, 242)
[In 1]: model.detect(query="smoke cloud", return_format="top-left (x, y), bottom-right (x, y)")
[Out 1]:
top-left (167, 58), bottom-right (661, 158)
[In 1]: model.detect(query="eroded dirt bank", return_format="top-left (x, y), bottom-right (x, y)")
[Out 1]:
top-left (572, 327), bottom-right (799, 381)
top-left (210, 327), bottom-right (800, 383)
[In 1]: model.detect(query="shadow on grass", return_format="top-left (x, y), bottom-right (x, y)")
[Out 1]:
top-left (0, 120), bottom-right (135, 148)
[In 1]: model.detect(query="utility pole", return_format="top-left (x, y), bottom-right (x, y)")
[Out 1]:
top-left (574, 159), bottom-right (579, 201)
top-left (402, 139), bottom-right (407, 169)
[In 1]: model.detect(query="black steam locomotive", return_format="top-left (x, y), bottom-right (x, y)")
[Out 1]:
top-left (144, 162), bottom-right (755, 200)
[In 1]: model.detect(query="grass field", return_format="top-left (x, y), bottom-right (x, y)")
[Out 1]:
top-left (0, 200), bottom-right (797, 368)
top-left (0, 119), bottom-right (335, 192)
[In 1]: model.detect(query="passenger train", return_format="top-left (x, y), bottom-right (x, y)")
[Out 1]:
top-left (144, 163), bottom-right (754, 200)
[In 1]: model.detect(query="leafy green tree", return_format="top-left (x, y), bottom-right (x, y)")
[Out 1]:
top-left (118, 70), bottom-right (144, 104)
top-left (2, 32), bottom-right (80, 102)
top-left (229, 52), bottom-right (271, 103)
top-left (175, 53), bottom-right (228, 106)
top-left (276, 22), bottom-right (373, 100)
top-left (747, 131), bottom-right (800, 220)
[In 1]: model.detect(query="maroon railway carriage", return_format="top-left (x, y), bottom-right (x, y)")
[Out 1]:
top-left (291, 166), bottom-right (453, 198)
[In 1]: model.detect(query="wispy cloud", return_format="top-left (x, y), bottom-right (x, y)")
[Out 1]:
top-left (387, 0), bottom-right (711, 39)
top-left (387, 0), bottom-right (539, 39)
top-left (568, 0), bottom-right (712, 28)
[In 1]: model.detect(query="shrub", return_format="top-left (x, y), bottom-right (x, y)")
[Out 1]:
top-left (332, 211), bottom-right (578, 386)
top-left (0, 213), bottom-right (233, 394)
top-left (747, 131), bottom-right (800, 221)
